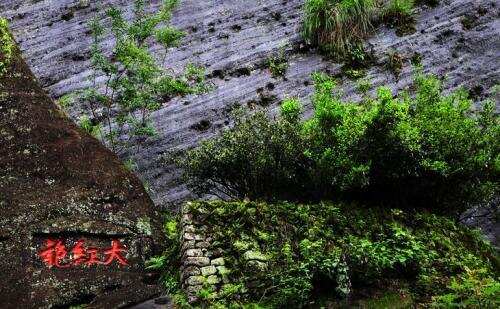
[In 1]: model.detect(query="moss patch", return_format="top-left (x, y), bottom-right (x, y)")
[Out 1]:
top-left (0, 18), bottom-right (15, 76)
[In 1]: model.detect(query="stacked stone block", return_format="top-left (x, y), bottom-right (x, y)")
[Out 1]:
top-left (180, 202), bottom-right (228, 303)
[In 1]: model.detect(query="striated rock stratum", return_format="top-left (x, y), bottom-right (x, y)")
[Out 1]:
top-left (2, 0), bottom-right (499, 210)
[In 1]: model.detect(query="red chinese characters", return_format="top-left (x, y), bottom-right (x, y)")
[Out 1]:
top-left (38, 239), bottom-right (129, 268)
top-left (39, 239), bottom-right (70, 268)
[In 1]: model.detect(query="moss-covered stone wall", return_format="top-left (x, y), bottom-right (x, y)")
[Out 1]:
top-left (175, 200), bottom-right (498, 307)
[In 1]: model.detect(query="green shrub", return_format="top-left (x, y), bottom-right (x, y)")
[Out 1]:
top-left (179, 72), bottom-right (499, 214)
top-left (79, 0), bottom-right (208, 153)
top-left (158, 201), bottom-right (499, 307)
top-left (302, 0), bottom-right (375, 58)
top-left (385, 0), bottom-right (414, 20)
top-left (431, 268), bottom-right (500, 308)
top-left (356, 78), bottom-right (372, 94)
top-left (0, 18), bottom-right (14, 76)
top-left (180, 107), bottom-right (308, 200)
top-left (146, 212), bottom-right (182, 294)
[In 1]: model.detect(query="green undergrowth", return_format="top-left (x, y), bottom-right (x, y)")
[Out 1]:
top-left (267, 47), bottom-right (289, 78)
top-left (152, 200), bottom-right (499, 308)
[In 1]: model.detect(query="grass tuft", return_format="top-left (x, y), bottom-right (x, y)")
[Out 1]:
top-left (302, 0), bottom-right (375, 58)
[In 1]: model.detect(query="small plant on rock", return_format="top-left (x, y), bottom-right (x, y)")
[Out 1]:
top-left (383, 0), bottom-right (416, 35)
top-left (386, 49), bottom-right (404, 76)
top-left (267, 47), bottom-right (289, 78)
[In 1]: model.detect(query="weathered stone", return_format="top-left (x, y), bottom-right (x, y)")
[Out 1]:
top-left (184, 257), bottom-right (210, 267)
top-left (216, 266), bottom-right (230, 276)
top-left (186, 284), bottom-right (202, 294)
top-left (184, 248), bottom-right (203, 257)
top-left (206, 275), bottom-right (221, 285)
top-left (0, 39), bottom-right (165, 307)
top-left (181, 266), bottom-right (201, 281)
top-left (200, 265), bottom-right (217, 276)
top-left (180, 240), bottom-right (196, 254)
top-left (196, 241), bottom-right (211, 248)
top-left (211, 257), bottom-right (225, 266)
top-left (243, 250), bottom-right (268, 261)
top-left (182, 224), bottom-right (196, 234)
top-left (188, 295), bottom-right (199, 304)
top-left (183, 232), bottom-right (196, 241)
top-left (182, 213), bottom-right (193, 224)
top-left (204, 249), bottom-right (214, 258)
top-left (194, 234), bottom-right (205, 241)
top-left (186, 275), bottom-right (205, 285)
top-left (247, 260), bottom-right (268, 271)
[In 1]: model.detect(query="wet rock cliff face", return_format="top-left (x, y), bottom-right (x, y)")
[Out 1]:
top-left (2, 0), bottom-right (499, 212)
top-left (0, 36), bottom-right (165, 307)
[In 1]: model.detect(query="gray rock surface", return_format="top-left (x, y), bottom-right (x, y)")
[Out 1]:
top-left (2, 0), bottom-right (499, 212)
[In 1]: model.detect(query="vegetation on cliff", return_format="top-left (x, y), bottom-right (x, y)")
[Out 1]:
top-left (150, 69), bottom-right (500, 307)
top-left (302, 0), bottom-right (420, 60)
top-left (179, 72), bottom-right (499, 216)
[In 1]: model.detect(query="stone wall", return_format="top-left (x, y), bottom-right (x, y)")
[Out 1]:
top-left (179, 202), bottom-right (273, 303)
top-left (180, 202), bottom-right (229, 303)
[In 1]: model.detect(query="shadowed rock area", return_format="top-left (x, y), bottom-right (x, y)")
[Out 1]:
top-left (0, 36), bottom-right (165, 307)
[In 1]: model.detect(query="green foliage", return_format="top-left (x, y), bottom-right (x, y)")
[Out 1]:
top-left (385, 0), bottom-right (414, 19)
top-left (302, 0), bottom-right (422, 61)
top-left (302, 0), bottom-right (375, 58)
top-left (56, 94), bottom-right (74, 110)
top-left (0, 18), bottom-right (14, 76)
top-left (78, 115), bottom-right (102, 138)
top-left (356, 78), bottom-right (372, 95)
top-left (267, 47), bottom-right (289, 78)
top-left (146, 212), bottom-right (182, 294)
top-left (280, 97), bottom-right (302, 121)
top-left (179, 107), bottom-right (308, 200)
top-left (161, 201), bottom-right (499, 307)
top-left (79, 0), bottom-right (208, 154)
top-left (431, 268), bottom-right (500, 308)
top-left (179, 72), bottom-right (499, 214)
top-left (386, 49), bottom-right (404, 76)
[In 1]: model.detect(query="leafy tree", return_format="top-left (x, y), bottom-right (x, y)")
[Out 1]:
top-left (80, 0), bottom-right (208, 153)
top-left (180, 106), bottom-right (309, 200)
